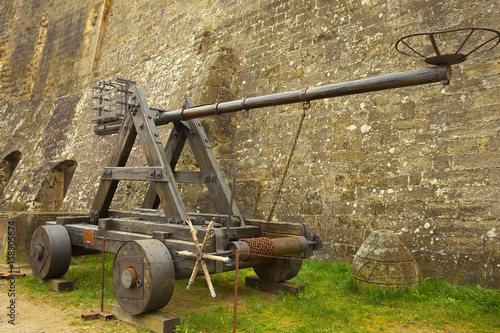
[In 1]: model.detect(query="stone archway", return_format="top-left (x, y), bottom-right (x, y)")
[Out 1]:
top-left (34, 160), bottom-right (77, 211)
top-left (0, 151), bottom-right (22, 197)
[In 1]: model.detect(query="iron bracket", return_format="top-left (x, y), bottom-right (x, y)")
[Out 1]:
top-left (213, 228), bottom-right (225, 273)
top-left (149, 169), bottom-right (163, 180)
top-left (204, 174), bottom-right (216, 182)
top-left (101, 169), bottom-right (113, 179)
top-left (167, 217), bottom-right (182, 224)
top-left (90, 210), bottom-right (99, 225)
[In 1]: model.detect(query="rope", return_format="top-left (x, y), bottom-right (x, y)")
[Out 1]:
top-left (262, 101), bottom-right (310, 236)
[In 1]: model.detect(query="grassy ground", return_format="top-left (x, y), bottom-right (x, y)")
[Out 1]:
top-left (12, 254), bottom-right (500, 332)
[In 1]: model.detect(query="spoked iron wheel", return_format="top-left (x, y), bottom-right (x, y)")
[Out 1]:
top-left (395, 28), bottom-right (500, 66)
top-left (29, 225), bottom-right (72, 280)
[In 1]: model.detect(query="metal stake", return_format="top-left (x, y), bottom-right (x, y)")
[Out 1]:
top-left (81, 236), bottom-right (114, 321)
top-left (232, 251), bottom-right (240, 333)
top-left (100, 236), bottom-right (105, 313)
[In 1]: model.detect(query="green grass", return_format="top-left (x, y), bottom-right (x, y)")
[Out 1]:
top-left (8, 256), bottom-right (500, 332)
top-left (17, 253), bottom-right (117, 310)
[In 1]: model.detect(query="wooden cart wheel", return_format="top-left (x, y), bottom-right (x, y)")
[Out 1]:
top-left (253, 257), bottom-right (302, 283)
top-left (29, 225), bottom-right (72, 280)
top-left (113, 239), bottom-right (175, 315)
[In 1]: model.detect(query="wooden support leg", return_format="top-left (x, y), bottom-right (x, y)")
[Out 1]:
top-left (91, 111), bottom-right (137, 224)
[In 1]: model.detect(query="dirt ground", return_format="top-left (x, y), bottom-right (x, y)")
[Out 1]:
top-left (0, 268), bottom-right (136, 333)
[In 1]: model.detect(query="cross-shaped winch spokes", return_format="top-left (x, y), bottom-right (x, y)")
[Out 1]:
top-left (176, 218), bottom-right (231, 297)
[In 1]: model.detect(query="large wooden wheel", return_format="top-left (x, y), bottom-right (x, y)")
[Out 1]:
top-left (113, 239), bottom-right (175, 315)
top-left (29, 225), bottom-right (72, 280)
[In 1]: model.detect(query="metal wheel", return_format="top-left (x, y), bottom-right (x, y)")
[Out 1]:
top-left (253, 257), bottom-right (302, 283)
top-left (113, 239), bottom-right (175, 315)
top-left (29, 225), bottom-right (72, 280)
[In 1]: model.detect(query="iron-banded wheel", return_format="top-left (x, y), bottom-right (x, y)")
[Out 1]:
top-left (113, 239), bottom-right (175, 315)
top-left (254, 257), bottom-right (302, 283)
top-left (29, 225), bottom-right (72, 280)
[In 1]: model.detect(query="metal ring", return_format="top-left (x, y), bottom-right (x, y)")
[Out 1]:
top-left (242, 98), bottom-right (249, 118)
top-left (303, 100), bottom-right (311, 111)
top-left (300, 87), bottom-right (309, 101)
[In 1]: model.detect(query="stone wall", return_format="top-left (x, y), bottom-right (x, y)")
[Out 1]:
top-left (0, 0), bottom-right (498, 287)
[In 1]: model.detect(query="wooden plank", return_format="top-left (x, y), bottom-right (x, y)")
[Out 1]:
top-left (110, 303), bottom-right (180, 333)
top-left (173, 171), bottom-right (203, 183)
top-left (244, 219), bottom-right (306, 236)
top-left (65, 224), bottom-right (151, 254)
top-left (109, 209), bottom-right (167, 223)
top-left (100, 218), bottom-right (216, 243)
top-left (48, 278), bottom-right (74, 292)
top-left (104, 212), bottom-right (261, 239)
top-left (56, 216), bottom-right (90, 225)
top-left (229, 225), bottom-right (261, 239)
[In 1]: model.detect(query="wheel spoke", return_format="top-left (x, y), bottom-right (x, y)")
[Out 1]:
top-left (176, 218), bottom-right (230, 297)
top-left (187, 260), bottom-right (200, 290)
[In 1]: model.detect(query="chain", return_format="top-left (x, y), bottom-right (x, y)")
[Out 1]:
top-left (262, 100), bottom-right (310, 236)
top-left (241, 237), bottom-right (275, 261)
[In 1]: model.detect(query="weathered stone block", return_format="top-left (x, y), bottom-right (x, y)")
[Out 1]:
top-left (419, 234), bottom-right (445, 252)
top-left (426, 202), bottom-right (459, 218)
top-left (485, 237), bottom-right (500, 257)
top-left (446, 236), bottom-right (484, 255)
top-left (454, 153), bottom-right (500, 170)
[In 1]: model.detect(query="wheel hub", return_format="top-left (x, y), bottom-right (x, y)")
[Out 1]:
top-left (35, 244), bottom-right (44, 260)
top-left (121, 267), bottom-right (137, 289)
